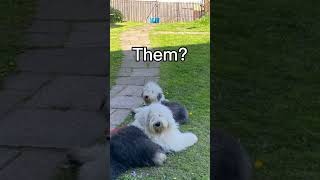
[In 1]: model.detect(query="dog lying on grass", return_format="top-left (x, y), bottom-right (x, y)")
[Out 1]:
top-left (67, 128), bottom-right (252, 180)
top-left (135, 81), bottom-right (189, 124)
top-left (132, 103), bottom-right (197, 152)
top-left (68, 103), bottom-right (197, 180)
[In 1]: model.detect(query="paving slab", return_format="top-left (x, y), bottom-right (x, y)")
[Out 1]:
top-left (23, 76), bottom-right (107, 111)
top-left (117, 68), bottom-right (132, 77)
top-left (145, 77), bottom-right (160, 83)
top-left (110, 85), bottom-right (126, 97)
top-left (117, 85), bottom-right (143, 97)
top-left (110, 26), bottom-right (157, 126)
top-left (2, 72), bottom-right (51, 92)
top-left (0, 149), bottom-right (65, 180)
top-left (116, 77), bottom-right (145, 86)
top-left (24, 33), bottom-right (67, 48)
top-left (0, 109), bottom-right (105, 148)
top-left (110, 109), bottom-right (131, 129)
top-left (65, 31), bottom-right (108, 47)
top-left (110, 96), bottom-right (143, 109)
top-left (72, 22), bottom-right (107, 32)
top-left (0, 91), bottom-right (29, 118)
top-left (17, 47), bottom-right (107, 75)
top-left (34, 0), bottom-right (106, 20)
top-left (65, 22), bottom-right (107, 47)
top-left (131, 68), bottom-right (160, 77)
top-left (0, 149), bottom-right (19, 169)
top-left (26, 20), bottom-right (69, 33)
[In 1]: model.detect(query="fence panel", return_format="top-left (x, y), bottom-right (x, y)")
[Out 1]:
top-left (111, 0), bottom-right (204, 23)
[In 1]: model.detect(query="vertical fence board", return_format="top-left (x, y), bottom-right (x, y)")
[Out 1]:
top-left (111, 0), bottom-right (204, 23)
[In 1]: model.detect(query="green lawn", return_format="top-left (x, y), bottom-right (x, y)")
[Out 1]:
top-left (119, 17), bottom-right (210, 179)
top-left (213, 1), bottom-right (320, 179)
top-left (154, 15), bottom-right (210, 32)
top-left (110, 22), bottom-right (142, 87)
top-left (0, 0), bottom-right (36, 86)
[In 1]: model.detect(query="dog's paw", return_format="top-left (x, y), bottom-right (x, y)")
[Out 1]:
top-left (188, 132), bottom-right (198, 144)
top-left (152, 152), bottom-right (167, 166)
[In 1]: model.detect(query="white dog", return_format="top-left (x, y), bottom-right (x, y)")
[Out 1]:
top-left (135, 81), bottom-right (189, 124)
top-left (141, 81), bottom-right (166, 104)
top-left (131, 103), bottom-right (197, 152)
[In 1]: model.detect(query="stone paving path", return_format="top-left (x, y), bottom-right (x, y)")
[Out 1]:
top-left (0, 0), bottom-right (107, 179)
top-left (110, 25), bottom-right (160, 129)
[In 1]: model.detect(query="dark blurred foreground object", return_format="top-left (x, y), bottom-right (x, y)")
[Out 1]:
top-left (66, 143), bottom-right (109, 180)
top-left (212, 129), bottom-right (253, 180)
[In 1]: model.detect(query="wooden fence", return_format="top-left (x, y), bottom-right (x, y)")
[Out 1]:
top-left (111, 0), bottom-right (205, 23)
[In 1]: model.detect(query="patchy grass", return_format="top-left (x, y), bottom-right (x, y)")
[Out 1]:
top-left (0, 0), bottom-right (36, 86)
top-left (110, 22), bottom-right (142, 87)
top-left (119, 21), bottom-right (210, 179)
top-left (153, 15), bottom-right (210, 32)
top-left (213, 1), bottom-right (320, 179)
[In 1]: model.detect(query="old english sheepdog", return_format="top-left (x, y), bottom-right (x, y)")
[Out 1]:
top-left (141, 81), bottom-right (166, 104)
top-left (131, 103), bottom-right (198, 152)
top-left (137, 81), bottom-right (189, 124)
top-left (110, 126), bottom-right (167, 179)
top-left (68, 128), bottom-right (166, 180)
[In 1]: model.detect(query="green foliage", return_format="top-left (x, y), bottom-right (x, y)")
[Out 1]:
top-left (0, 0), bottom-right (36, 86)
top-left (110, 7), bottom-right (124, 23)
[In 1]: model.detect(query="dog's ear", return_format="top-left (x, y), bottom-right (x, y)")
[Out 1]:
top-left (157, 93), bottom-right (162, 101)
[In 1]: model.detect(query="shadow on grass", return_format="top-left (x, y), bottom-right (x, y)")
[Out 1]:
top-left (110, 23), bottom-right (125, 29)
top-left (213, 1), bottom-right (320, 179)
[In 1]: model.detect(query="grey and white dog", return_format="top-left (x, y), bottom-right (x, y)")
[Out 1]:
top-left (134, 81), bottom-right (189, 124)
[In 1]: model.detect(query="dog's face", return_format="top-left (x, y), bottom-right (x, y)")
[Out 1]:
top-left (142, 82), bottom-right (164, 104)
top-left (142, 89), bottom-right (162, 104)
top-left (148, 110), bottom-right (169, 134)
top-left (146, 103), bottom-right (176, 134)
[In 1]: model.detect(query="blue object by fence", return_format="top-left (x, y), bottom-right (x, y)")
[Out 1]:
top-left (150, 17), bottom-right (160, 23)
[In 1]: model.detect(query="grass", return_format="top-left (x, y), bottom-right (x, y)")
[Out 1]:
top-left (213, 1), bottom-right (320, 179)
top-left (110, 22), bottom-right (142, 87)
top-left (153, 15), bottom-right (210, 32)
top-left (0, 0), bottom-right (36, 86)
top-left (119, 17), bottom-right (210, 179)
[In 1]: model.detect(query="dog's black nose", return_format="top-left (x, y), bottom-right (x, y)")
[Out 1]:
top-left (154, 122), bottom-right (161, 127)
top-left (144, 96), bottom-right (149, 99)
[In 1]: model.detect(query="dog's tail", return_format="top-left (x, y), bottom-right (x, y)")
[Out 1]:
top-left (111, 159), bottom-right (129, 180)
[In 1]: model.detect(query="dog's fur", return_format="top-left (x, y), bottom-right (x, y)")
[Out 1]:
top-left (136, 81), bottom-right (189, 124)
top-left (67, 128), bottom-right (252, 180)
top-left (131, 103), bottom-right (197, 152)
top-left (68, 127), bottom-right (166, 180)
top-left (212, 129), bottom-right (252, 180)
top-left (161, 100), bottom-right (188, 124)
top-left (141, 81), bottom-right (166, 104)
top-left (111, 126), bottom-right (166, 179)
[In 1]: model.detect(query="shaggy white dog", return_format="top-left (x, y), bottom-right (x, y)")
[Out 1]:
top-left (141, 81), bottom-right (166, 104)
top-left (131, 103), bottom-right (197, 152)
top-left (135, 81), bottom-right (189, 124)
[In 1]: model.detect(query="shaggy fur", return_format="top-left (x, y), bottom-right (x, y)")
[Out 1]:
top-left (141, 81), bottom-right (166, 104)
top-left (161, 100), bottom-right (188, 124)
top-left (136, 81), bottom-right (189, 124)
top-left (111, 126), bottom-right (166, 179)
top-left (212, 129), bottom-right (252, 180)
top-left (67, 126), bottom-right (166, 180)
top-left (131, 103), bottom-right (197, 153)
